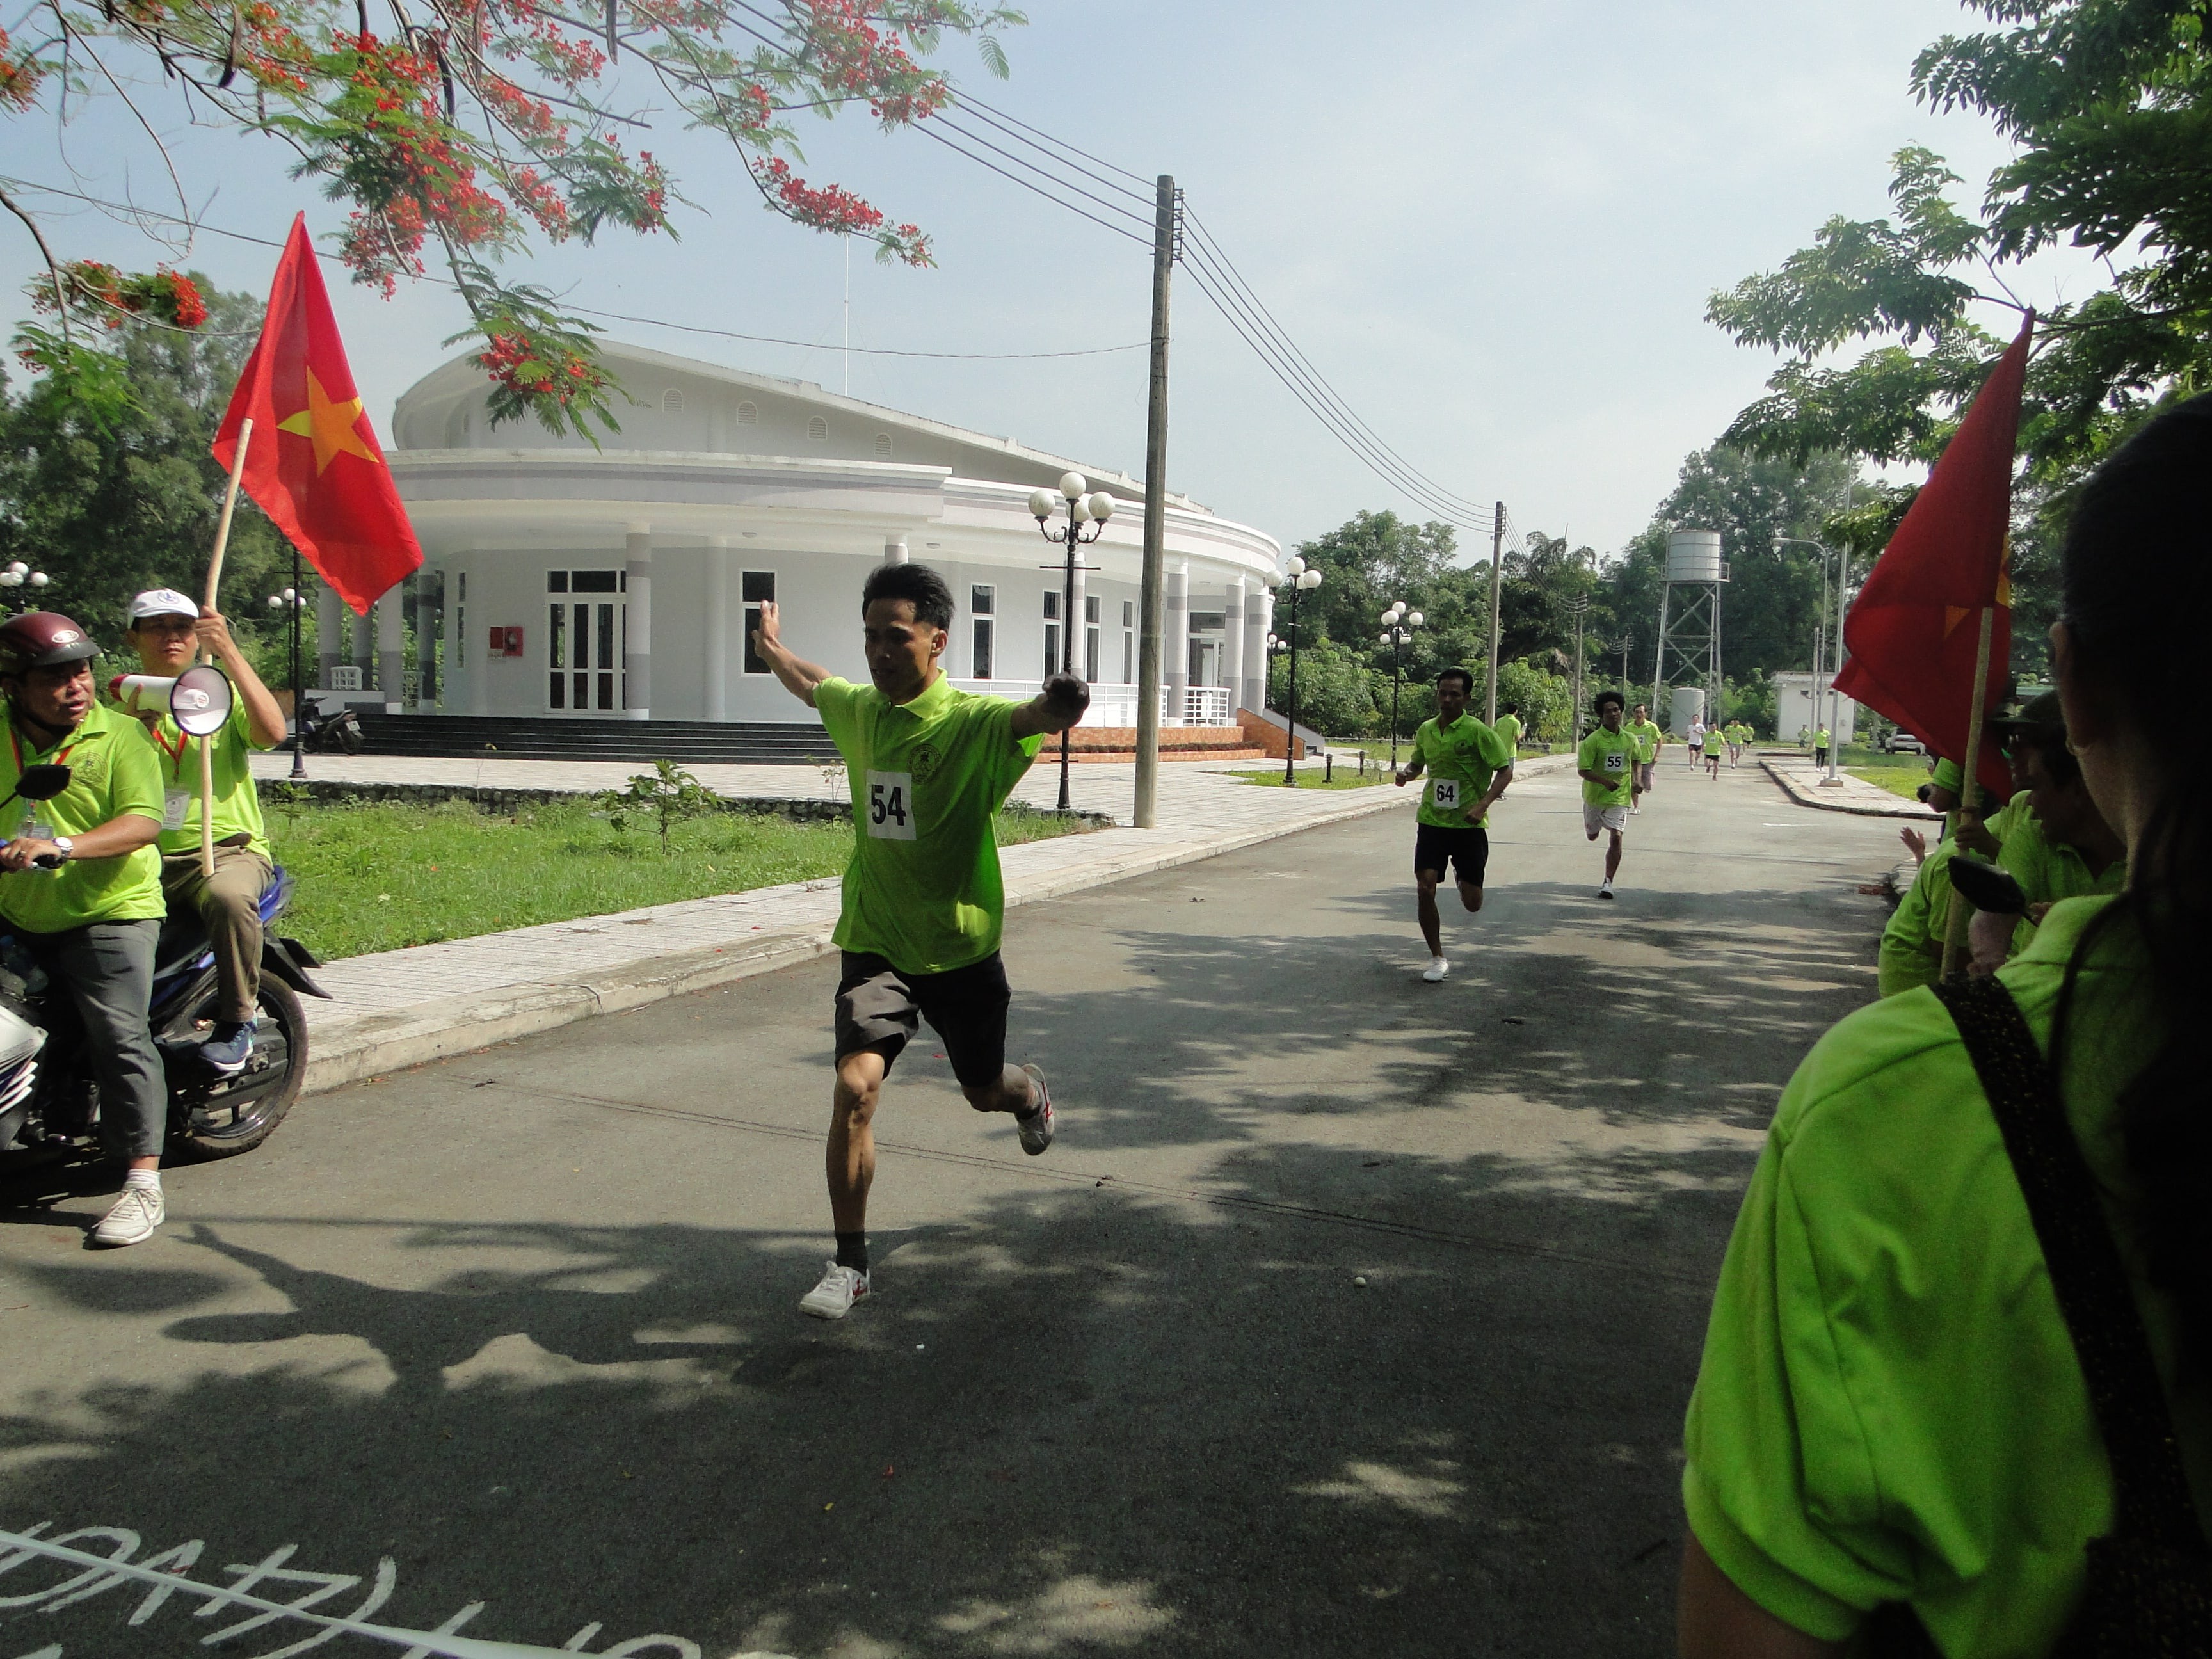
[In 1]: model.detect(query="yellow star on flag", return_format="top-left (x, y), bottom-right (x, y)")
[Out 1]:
top-left (276, 369), bottom-right (381, 475)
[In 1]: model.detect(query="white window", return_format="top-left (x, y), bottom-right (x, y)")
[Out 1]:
top-left (807, 415), bottom-right (828, 442)
top-left (874, 433), bottom-right (893, 458)
top-left (971, 584), bottom-right (995, 679)
top-left (742, 571), bottom-right (776, 674)
top-left (1084, 594), bottom-right (1100, 682)
top-left (736, 401), bottom-right (758, 426)
top-left (662, 389), bottom-right (684, 413)
top-left (1042, 590), bottom-right (1061, 678)
top-left (1121, 598), bottom-right (1134, 684)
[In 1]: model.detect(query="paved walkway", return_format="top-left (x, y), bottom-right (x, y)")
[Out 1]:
top-left (1758, 753), bottom-right (1943, 821)
top-left (279, 751), bottom-right (1563, 1092)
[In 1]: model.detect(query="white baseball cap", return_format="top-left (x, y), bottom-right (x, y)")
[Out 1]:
top-left (127, 588), bottom-right (200, 625)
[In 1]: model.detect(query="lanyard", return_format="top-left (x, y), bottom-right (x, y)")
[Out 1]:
top-left (148, 721), bottom-right (193, 781)
top-left (7, 726), bottom-right (77, 778)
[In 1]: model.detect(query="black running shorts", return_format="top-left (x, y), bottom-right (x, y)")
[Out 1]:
top-left (834, 950), bottom-right (1011, 1087)
top-left (1413, 823), bottom-right (1490, 888)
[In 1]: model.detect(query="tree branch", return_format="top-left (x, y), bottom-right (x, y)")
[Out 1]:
top-left (0, 178), bottom-right (74, 346)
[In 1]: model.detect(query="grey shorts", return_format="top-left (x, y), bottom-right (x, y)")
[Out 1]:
top-left (834, 950), bottom-right (1011, 1087)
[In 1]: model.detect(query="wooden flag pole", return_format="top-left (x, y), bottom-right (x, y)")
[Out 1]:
top-left (198, 417), bottom-right (253, 877)
top-left (1938, 604), bottom-right (1997, 979)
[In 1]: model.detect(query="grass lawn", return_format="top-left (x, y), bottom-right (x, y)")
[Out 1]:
top-left (265, 797), bottom-right (1094, 959)
top-left (1226, 766), bottom-right (1390, 790)
top-left (1847, 765), bottom-right (1932, 801)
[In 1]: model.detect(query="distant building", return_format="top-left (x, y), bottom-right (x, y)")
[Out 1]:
top-left (1771, 671), bottom-right (1859, 743)
top-left (330, 341), bottom-right (1283, 726)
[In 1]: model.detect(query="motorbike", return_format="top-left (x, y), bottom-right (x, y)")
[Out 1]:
top-left (0, 763), bottom-right (332, 1168)
top-left (297, 696), bottom-right (365, 755)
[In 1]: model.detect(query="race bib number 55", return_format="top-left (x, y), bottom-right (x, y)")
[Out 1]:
top-left (1604, 751), bottom-right (1627, 773)
top-left (1429, 778), bottom-right (1461, 810)
top-left (866, 770), bottom-right (917, 840)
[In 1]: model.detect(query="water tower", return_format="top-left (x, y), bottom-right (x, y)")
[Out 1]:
top-left (1651, 529), bottom-right (1727, 736)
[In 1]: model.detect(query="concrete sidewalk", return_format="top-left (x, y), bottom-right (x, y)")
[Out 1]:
top-left (286, 752), bottom-right (1571, 1093)
top-left (1759, 754), bottom-right (1943, 821)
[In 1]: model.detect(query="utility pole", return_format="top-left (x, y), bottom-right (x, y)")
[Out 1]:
top-left (1133, 175), bottom-right (1177, 830)
top-left (1485, 501), bottom-right (1504, 723)
top-left (1567, 597), bottom-right (1588, 744)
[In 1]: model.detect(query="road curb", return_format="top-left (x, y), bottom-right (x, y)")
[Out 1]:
top-left (1760, 759), bottom-right (1941, 821)
top-left (303, 757), bottom-right (1571, 1094)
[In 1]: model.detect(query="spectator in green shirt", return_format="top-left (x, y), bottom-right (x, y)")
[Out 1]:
top-left (1493, 702), bottom-right (1523, 753)
top-left (751, 561), bottom-right (1087, 1322)
top-left (116, 590), bottom-right (287, 1077)
top-left (1679, 392), bottom-right (2212, 1655)
top-left (0, 611), bottom-right (168, 1247)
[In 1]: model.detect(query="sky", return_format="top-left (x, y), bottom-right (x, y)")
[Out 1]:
top-left (1, 0), bottom-right (2108, 564)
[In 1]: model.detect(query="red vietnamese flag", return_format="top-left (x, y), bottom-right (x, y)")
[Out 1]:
top-left (212, 214), bottom-right (422, 614)
top-left (1834, 314), bottom-right (2033, 803)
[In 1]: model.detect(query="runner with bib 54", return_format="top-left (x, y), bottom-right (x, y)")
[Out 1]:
top-left (750, 562), bottom-right (1089, 1320)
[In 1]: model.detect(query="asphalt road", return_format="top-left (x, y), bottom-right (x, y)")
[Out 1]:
top-left (0, 755), bottom-right (1909, 1659)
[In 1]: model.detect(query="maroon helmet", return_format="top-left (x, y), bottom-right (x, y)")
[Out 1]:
top-left (0, 612), bottom-right (101, 677)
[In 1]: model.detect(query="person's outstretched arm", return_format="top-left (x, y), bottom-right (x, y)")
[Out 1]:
top-left (749, 602), bottom-right (834, 709)
top-left (1678, 1535), bottom-right (1847, 1658)
top-left (1009, 673), bottom-right (1090, 741)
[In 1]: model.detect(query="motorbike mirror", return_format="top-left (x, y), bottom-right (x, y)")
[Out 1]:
top-left (170, 666), bottom-right (234, 737)
top-left (8, 763), bottom-right (72, 803)
top-left (1947, 855), bottom-right (2029, 918)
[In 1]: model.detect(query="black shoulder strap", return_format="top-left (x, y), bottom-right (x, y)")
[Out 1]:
top-left (1934, 975), bottom-right (2208, 1555)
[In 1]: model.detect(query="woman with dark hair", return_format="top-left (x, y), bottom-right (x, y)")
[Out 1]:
top-left (1676, 395), bottom-right (2212, 1655)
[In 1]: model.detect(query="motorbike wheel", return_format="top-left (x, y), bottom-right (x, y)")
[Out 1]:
top-left (172, 979), bottom-right (306, 1161)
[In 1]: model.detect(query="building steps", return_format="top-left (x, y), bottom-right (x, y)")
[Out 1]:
top-left (354, 712), bottom-right (838, 765)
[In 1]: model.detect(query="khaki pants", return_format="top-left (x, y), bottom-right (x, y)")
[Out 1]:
top-left (161, 845), bottom-right (271, 1023)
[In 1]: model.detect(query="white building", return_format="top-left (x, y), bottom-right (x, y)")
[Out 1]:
top-left (344, 341), bottom-right (1284, 728)
top-left (1771, 671), bottom-right (1859, 744)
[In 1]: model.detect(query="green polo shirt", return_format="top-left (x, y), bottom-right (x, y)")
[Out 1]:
top-left (1577, 726), bottom-right (1637, 806)
top-left (814, 673), bottom-right (1045, 975)
top-left (0, 700), bottom-right (166, 934)
top-left (1409, 714), bottom-right (1513, 828)
top-left (1492, 714), bottom-right (1522, 751)
top-left (111, 684), bottom-right (276, 860)
top-left (1877, 838), bottom-right (1959, 998)
top-left (1994, 812), bottom-right (2126, 958)
top-left (1627, 719), bottom-right (1662, 762)
top-left (1684, 897), bottom-right (2209, 1651)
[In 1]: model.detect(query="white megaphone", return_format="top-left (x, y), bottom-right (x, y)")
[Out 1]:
top-left (108, 666), bottom-right (235, 737)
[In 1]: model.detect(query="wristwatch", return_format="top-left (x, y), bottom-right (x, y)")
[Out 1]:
top-left (51, 837), bottom-right (72, 862)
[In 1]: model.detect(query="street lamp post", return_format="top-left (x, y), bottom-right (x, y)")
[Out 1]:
top-left (1031, 472), bottom-right (1115, 812)
top-left (1274, 557), bottom-right (1324, 785)
top-left (0, 563), bottom-right (51, 614)
top-left (1777, 536), bottom-right (1850, 785)
top-left (1378, 600), bottom-right (1422, 769)
top-left (266, 579), bottom-right (309, 780)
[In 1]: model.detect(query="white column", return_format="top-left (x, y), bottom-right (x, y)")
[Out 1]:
top-left (467, 566), bottom-right (488, 716)
top-left (1247, 590), bottom-right (1274, 714)
top-left (706, 538), bottom-right (730, 721)
top-left (624, 525), bottom-right (652, 720)
top-left (376, 581), bottom-right (405, 713)
top-left (354, 593), bottom-right (376, 680)
top-left (316, 585), bottom-right (344, 689)
top-left (1223, 576), bottom-right (1246, 713)
top-left (885, 536), bottom-right (910, 565)
top-left (1163, 559), bottom-right (1189, 726)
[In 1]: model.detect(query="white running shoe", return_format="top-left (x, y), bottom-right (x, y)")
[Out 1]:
top-left (1016, 1064), bottom-right (1055, 1155)
top-left (1422, 958), bottom-right (1449, 983)
top-left (799, 1260), bottom-right (869, 1320)
top-left (1598, 881), bottom-right (1615, 901)
top-left (94, 1183), bottom-right (164, 1247)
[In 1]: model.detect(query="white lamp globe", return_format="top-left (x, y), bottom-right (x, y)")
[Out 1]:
top-left (284, 588), bottom-right (296, 602)
top-left (1265, 632), bottom-right (1278, 647)
top-left (5, 562), bottom-right (24, 577)
top-left (1086, 492), bottom-right (1115, 521)
top-left (1058, 471), bottom-right (1087, 501)
top-left (267, 595), bottom-right (284, 610)
top-left (1380, 632), bottom-right (1393, 645)
top-left (1299, 568), bottom-right (1323, 590)
top-left (1406, 611), bottom-right (1423, 627)
top-left (26, 572), bottom-right (46, 588)
top-left (0, 573), bottom-right (17, 588)
top-left (1027, 488), bottom-right (1056, 519)
top-left (1068, 493), bottom-right (1093, 523)
top-left (1285, 556), bottom-right (1306, 577)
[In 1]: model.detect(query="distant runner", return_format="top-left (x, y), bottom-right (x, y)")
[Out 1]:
top-left (1493, 702), bottom-right (1523, 756)
top-left (1705, 730), bottom-right (1723, 779)
top-left (1688, 719), bottom-right (1708, 769)
top-left (1626, 703), bottom-right (1662, 815)
top-left (1578, 690), bottom-right (1639, 901)
top-left (751, 562), bottom-right (1088, 1320)
top-left (1394, 667), bottom-right (1514, 982)
top-left (1813, 725), bottom-right (1832, 768)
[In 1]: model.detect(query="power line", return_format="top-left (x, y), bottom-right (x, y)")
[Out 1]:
top-left (926, 111), bottom-right (1153, 230)
top-left (906, 125), bottom-right (1150, 247)
top-left (945, 89), bottom-right (1153, 191)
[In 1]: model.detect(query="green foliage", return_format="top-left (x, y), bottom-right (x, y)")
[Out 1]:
top-left (1496, 659), bottom-right (1573, 743)
top-left (1267, 639), bottom-right (1376, 740)
top-left (0, 280), bottom-right (308, 662)
top-left (595, 759), bottom-right (723, 855)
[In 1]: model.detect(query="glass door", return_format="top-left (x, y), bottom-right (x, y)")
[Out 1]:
top-left (547, 570), bottom-right (625, 712)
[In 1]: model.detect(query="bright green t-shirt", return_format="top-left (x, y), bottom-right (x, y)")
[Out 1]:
top-left (1409, 714), bottom-right (1513, 828)
top-left (1577, 725), bottom-right (1637, 806)
top-left (814, 673), bottom-right (1045, 975)
top-left (111, 682), bottom-right (277, 860)
top-left (0, 700), bottom-right (166, 934)
top-left (1813, 728), bottom-right (1831, 747)
top-left (1876, 838), bottom-right (1959, 997)
top-left (1492, 714), bottom-right (1522, 751)
top-left (1626, 719), bottom-right (1662, 762)
top-left (1684, 898), bottom-right (2209, 1653)
top-left (1994, 811), bottom-right (2126, 958)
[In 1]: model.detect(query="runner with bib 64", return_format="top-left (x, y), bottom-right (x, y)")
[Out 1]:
top-left (750, 562), bottom-right (1088, 1320)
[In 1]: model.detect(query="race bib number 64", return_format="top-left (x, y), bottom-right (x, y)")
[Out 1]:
top-left (866, 770), bottom-right (917, 840)
top-left (1430, 778), bottom-right (1461, 809)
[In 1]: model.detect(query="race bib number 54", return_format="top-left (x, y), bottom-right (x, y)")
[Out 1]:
top-left (866, 770), bottom-right (917, 840)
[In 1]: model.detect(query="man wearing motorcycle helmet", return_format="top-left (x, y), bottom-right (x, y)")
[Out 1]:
top-left (0, 611), bottom-right (170, 1246)
top-left (118, 589), bottom-right (287, 1076)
